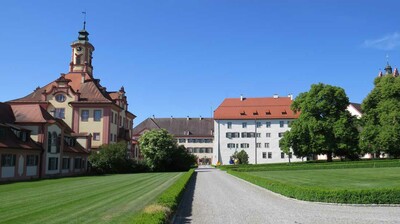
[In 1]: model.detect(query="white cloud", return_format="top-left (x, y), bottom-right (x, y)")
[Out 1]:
top-left (364, 32), bottom-right (400, 50)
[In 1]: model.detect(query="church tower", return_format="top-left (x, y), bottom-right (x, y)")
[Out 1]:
top-left (69, 21), bottom-right (95, 76)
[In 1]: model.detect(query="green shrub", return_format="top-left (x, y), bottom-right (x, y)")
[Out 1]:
top-left (132, 169), bottom-right (195, 223)
top-left (232, 150), bottom-right (249, 164)
top-left (221, 159), bottom-right (400, 172)
top-left (89, 142), bottom-right (148, 174)
top-left (228, 170), bottom-right (400, 204)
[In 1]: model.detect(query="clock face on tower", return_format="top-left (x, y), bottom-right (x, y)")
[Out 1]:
top-left (76, 47), bottom-right (82, 52)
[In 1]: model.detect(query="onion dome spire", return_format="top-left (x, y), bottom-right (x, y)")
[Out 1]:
top-left (385, 54), bottom-right (393, 75)
top-left (77, 11), bottom-right (89, 42)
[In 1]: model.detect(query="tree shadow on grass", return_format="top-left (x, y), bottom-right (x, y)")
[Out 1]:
top-left (172, 170), bottom-right (198, 224)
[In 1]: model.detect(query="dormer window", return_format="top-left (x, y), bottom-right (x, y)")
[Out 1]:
top-left (21, 132), bottom-right (27, 142)
top-left (55, 94), bottom-right (66, 102)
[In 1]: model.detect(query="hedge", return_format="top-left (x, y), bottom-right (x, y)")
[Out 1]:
top-left (222, 159), bottom-right (400, 172)
top-left (132, 168), bottom-right (195, 223)
top-left (228, 170), bottom-right (400, 204)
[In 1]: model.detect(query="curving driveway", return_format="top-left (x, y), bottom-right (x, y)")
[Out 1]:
top-left (173, 166), bottom-right (400, 224)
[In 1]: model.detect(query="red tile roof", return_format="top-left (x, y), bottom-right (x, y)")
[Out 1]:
top-left (8, 72), bottom-right (112, 104)
top-left (63, 142), bottom-right (89, 154)
top-left (0, 103), bottom-right (16, 123)
top-left (11, 104), bottom-right (56, 123)
top-left (214, 97), bottom-right (298, 120)
top-left (0, 124), bottom-right (42, 150)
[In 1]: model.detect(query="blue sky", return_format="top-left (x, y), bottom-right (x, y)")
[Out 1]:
top-left (1, 1), bottom-right (400, 125)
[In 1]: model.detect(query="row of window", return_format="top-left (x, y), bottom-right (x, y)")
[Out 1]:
top-left (1, 154), bottom-right (38, 167)
top-left (228, 143), bottom-right (273, 148)
top-left (227, 143), bottom-right (250, 148)
top-left (178, 138), bottom-right (213, 143)
top-left (187, 148), bottom-right (213, 153)
top-left (48, 157), bottom-right (85, 170)
top-left (262, 152), bottom-right (293, 159)
top-left (53, 108), bottom-right (133, 130)
top-left (111, 111), bottom-right (132, 129)
top-left (226, 132), bottom-right (285, 138)
top-left (227, 121), bottom-right (292, 129)
top-left (81, 110), bottom-right (102, 122)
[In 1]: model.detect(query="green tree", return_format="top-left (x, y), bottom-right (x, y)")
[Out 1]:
top-left (360, 75), bottom-right (400, 158)
top-left (139, 129), bottom-right (196, 171)
top-left (279, 83), bottom-right (359, 162)
top-left (89, 141), bottom-right (137, 174)
top-left (232, 150), bottom-right (249, 164)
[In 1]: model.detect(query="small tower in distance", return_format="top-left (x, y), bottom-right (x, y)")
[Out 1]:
top-left (69, 13), bottom-right (95, 77)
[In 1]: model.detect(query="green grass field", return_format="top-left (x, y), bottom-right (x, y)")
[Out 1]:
top-left (0, 172), bottom-right (182, 224)
top-left (247, 167), bottom-right (400, 190)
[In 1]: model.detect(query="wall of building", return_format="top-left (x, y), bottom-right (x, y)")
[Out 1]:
top-left (78, 108), bottom-right (104, 148)
top-left (45, 124), bottom-right (61, 175)
top-left (47, 92), bottom-right (75, 128)
top-left (110, 109), bottom-right (119, 143)
top-left (213, 119), bottom-right (303, 165)
top-left (177, 137), bottom-right (213, 164)
top-left (347, 105), bottom-right (362, 118)
top-left (0, 149), bottom-right (41, 182)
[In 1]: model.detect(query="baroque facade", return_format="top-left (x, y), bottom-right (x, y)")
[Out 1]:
top-left (8, 24), bottom-right (135, 152)
top-left (2, 24), bottom-right (135, 180)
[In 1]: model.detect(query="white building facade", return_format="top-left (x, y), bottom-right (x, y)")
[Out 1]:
top-left (213, 96), bottom-right (303, 165)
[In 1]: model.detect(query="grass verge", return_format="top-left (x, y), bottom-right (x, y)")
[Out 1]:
top-left (228, 169), bottom-right (400, 204)
top-left (221, 159), bottom-right (400, 172)
top-left (222, 160), bottom-right (400, 204)
top-left (132, 168), bottom-right (195, 223)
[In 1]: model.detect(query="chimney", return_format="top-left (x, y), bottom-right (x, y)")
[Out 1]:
top-left (152, 115), bottom-right (155, 119)
top-left (187, 116), bottom-right (190, 120)
top-left (273, 94), bottom-right (279, 99)
top-left (199, 116), bottom-right (203, 120)
top-left (240, 94), bottom-right (244, 101)
top-left (288, 93), bottom-right (293, 100)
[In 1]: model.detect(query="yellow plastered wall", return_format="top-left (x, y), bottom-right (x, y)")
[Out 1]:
top-left (47, 93), bottom-right (75, 128)
top-left (78, 108), bottom-right (104, 148)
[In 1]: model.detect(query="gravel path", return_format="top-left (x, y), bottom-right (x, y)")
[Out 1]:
top-left (173, 166), bottom-right (400, 224)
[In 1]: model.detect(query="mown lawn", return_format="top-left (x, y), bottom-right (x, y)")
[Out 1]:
top-left (0, 172), bottom-right (182, 224)
top-left (247, 167), bottom-right (400, 190)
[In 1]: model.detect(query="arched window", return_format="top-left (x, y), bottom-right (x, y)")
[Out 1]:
top-left (56, 134), bottom-right (61, 153)
top-left (51, 132), bottom-right (57, 146)
top-left (48, 132), bottom-right (52, 152)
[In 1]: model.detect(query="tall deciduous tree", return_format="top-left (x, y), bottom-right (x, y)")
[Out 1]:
top-left (360, 75), bottom-right (400, 158)
top-left (139, 129), bottom-right (196, 171)
top-left (279, 83), bottom-right (359, 161)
